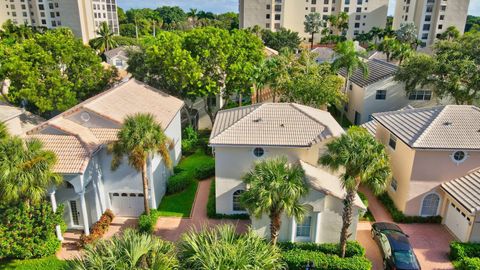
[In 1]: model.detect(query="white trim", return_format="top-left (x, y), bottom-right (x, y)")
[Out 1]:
top-left (419, 191), bottom-right (442, 217)
top-left (252, 147), bottom-right (265, 158)
top-left (232, 189), bottom-right (247, 213)
top-left (450, 150), bottom-right (468, 165)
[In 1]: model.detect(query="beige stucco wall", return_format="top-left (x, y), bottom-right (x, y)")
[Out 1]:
top-left (251, 189), bottom-right (361, 243)
top-left (4, 117), bottom-right (23, 136)
top-left (375, 125), bottom-right (416, 212)
top-left (214, 143), bottom-right (323, 215)
top-left (345, 81), bottom-right (365, 125)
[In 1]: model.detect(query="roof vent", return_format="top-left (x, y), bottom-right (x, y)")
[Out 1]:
top-left (253, 118), bottom-right (262, 123)
top-left (443, 121), bottom-right (452, 126)
top-left (280, 124), bottom-right (285, 128)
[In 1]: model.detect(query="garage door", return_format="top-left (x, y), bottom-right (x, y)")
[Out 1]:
top-left (445, 202), bottom-right (471, 242)
top-left (111, 193), bottom-right (145, 217)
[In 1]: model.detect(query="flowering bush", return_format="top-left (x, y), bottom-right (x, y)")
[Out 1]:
top-left (79, 209), bottom-right (114, 247)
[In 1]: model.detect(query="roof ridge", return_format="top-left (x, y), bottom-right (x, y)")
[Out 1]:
top-left (290, 104), bottom-right (328, 135)
top-left (210, 103), bottom-right (264, 142)
top-left (413, 105), bottom-right (449, 147)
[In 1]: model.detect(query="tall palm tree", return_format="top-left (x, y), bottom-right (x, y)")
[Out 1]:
top-left (91, 21), bottom-right (117, 53)
top-left (178, 224), bottom-right (285, 269)
top-left (0, 136), bottom-right (62, 207)
top-left (72, 228), bottom-right (178, 270)
top-left (319, 126), bottom-right (391, 258)
top-left (240, 157), bottom-right (308, 245)
top-left (109, 113), bottom-right (172, 215)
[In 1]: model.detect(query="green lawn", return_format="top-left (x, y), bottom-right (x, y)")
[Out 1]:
top-left (157, 151), bottom-right (213, 217)
top-left (157, 180), bottom-right (198, 217)
top-left (0, 256), bottom-right (68, 270)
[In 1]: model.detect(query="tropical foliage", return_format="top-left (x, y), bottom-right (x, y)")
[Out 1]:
top-left (320, 127), bottom-right (391, 257)
top-left (258, 28), bottom-right (302, 52)
top-left (0, 24), bottom-right (116, 116)
top-left (332, 40), bottom-right (368, 95)
top-left (240, 157), bottom-right (308, 245)
top-left (304, 12), bottom-right (324, 48)
top-left (90, 21), bottom-right (118, 53)
top-left (178, 224), bottom-right (285, 269)
top-left (395, 30), bottom-right (480, 105)
top-left (72, 228), bottom-right (178, 270)
top-left (109, 113), bottom-right (172, 215)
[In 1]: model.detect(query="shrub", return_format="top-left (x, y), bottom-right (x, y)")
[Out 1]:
top-left (138, 210), bottom-right (160, 234)
top-left (450, 242), bottom-right (480, 261)
top-left (378, 193), bottom-right (442, 223)
top-left (281, 249), bottom-right (371, 270)
top-left (80, 209), bottom-right (115, 246)
top-left (457, 257), bottom-right (480, 270)
top-left (0, 202), bottom-right (64, 259)
top-left (178, 224), bottom-right (284, 270)
top-left (181, 125), bottom-right (199, 155)
top-left (278, 241), bottom-right (365, 258)
top-left (194, 158), bottom-right (215, 180)
top-left (166, 172), bottom-right (193, 195)
top-left (206, 180), bottom-right (249, 220)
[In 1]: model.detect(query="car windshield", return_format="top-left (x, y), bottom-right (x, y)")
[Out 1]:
top-left (394, 250), bottom-right (419, 268)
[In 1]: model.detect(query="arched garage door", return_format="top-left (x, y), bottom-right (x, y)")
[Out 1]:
top-left (445, 201), bottom-right (471, 242)
top-left (111, 192), bottom-right (145, 217)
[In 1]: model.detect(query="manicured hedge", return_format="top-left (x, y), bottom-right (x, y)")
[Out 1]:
top-left (278, 241), bottom-right (365, 258)
top-left (206, 179), bottom-right (249, 220)
top-left (194, 158), bottom-right (215, 180)
top-left (450, 242), bottom-right (480, 269)
top-left (0, 202), bottom-right (64, 259)
top-left (281, 249), bottom-right (371, 270)
top-left (457, 257), bottom-right (480, 270)
top-left (166, 172), bottom-right (194, 195)
top-left (378, 193), bottom-right (442, 223)
top-left (138, 209), bottom-right (160, 234)
top-left (80, 209), bottom-right (115, 246)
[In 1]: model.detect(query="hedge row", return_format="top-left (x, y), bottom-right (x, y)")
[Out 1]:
top-left (166, 172), bottom-right (194, 195)
top-left (377, 193), bottom-right (442, 223)
top-left (278, 241), bottom-right (365, 258)
top-left (450, 242), bottom-right (480, 269)
top-left (0, 202), bottom-right (64, 259)
top-left (206, 179), bottom-right (249, 220)
top-left (138, 209), bottom-right (161, 234)
top-left (281, 249), bottom-right (371, 270)
top-left (80, 209), bottom-right (115, 246)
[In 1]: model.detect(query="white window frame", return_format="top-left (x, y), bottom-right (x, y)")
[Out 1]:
top-left (252, 147), bottom-right (265, 158)
top-left (232, 189), bottom-right (246, 212)
top-left (295, 216), bottom-right (312, 240)
top-left (419, 192), bottom-right (441, 217)
top-left (451, 150), bottom-right (468, 164)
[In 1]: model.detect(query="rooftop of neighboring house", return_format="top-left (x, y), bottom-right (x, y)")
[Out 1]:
top-left (104, 46), bottom-right (138, 60)
top-left (360, 105), bottom-right (414, 136)
top-left (209, 103), bottom-right (344, 147)
top-left (0, 101), bottom-right (44, 136)
top-left (26, 79), bottom-right (184, 174)
top-left (338, 59), bottom-right (398, 88)
top-left (371, 105), bottom-right (480, 150)
top-left (442, 168), bottom-right (480, 214)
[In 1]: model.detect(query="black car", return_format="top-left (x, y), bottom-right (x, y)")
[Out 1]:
top-left (371, 222), bottom-right (421, 270)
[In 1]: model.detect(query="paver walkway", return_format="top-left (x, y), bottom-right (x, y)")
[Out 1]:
top-left (56, 216), bottom-right (138, 260)
top-left (357, 186), bottom-right (454, 270)
top-left (155, 178), bottom-right (250, 241)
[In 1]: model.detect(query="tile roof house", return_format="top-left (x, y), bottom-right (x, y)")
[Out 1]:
top-left (338, 59), bottom-right (436, 125)
top-left (28, 79), bottom-right (184, 237)
top-left (0, 101), bottom-right (44, 136)
top-left (104, 46), bottom-right (138, 70)
top-left (365, 105), bottom-right (480, 242)
top-left (209, 103), bottom-right (365, 244)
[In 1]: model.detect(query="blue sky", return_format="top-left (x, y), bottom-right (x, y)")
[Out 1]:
top-left (117, 0), bottom-right (480, 16)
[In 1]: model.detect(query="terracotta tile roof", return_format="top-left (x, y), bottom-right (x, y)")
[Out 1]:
top-left (301, 161), bottom-right (366, 209)
top-left (372, 105), bottom-right (480, 149)
top-left (29, 134), bottom-right (91, 174)
top-left (27, 79), bottom-right (183, 174)
top-left (442, 169), bottom-right (480, 214)
top-left (338, 59), bottom-right (398, 87)
top-left (209, 103), bottom-right (344, 147)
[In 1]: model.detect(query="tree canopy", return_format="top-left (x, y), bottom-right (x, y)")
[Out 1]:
top-left (304, 12), bottom-right (324, 48)
top-left (257, 27), bottom-right (301, 52)
top-left (395, 31), bottom-right (480, 105)
top-left (0, 26), bottom-right (116, 116)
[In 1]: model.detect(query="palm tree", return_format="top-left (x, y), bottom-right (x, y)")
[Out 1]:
top-left (240, 156), bottom-right (308, 245)
top-left (392, 42), bottom-right (413, 64)
top-left (91, 22), bottom-right (117, 53)
top-left (378, 37), bottom-right (400, 62)
top-left (319, 126), bottom-right (391, 258)
top-left (72, 228), bottom-right (178, 269)
top-left (178, 224), bottom-right (285, 269)
top-left (109, 113), bottom-right (172, 215)
top-left (304, 12), bottom-right (324, 49)
top-left (0, 136), bottom-right (62, 207)
top-left (438, 26), bottom-right (460, 41)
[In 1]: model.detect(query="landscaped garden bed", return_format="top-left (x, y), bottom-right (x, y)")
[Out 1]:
top-left (79, 209), bottom-right (115, 246)
top-left (0, 256), bottom-right (68, 270)
top-left (450, 242), bottom-right (480, 270)
top-left (207, 180), bottom-right (250, 220)
top-left (377, 192), bottom-right (442, 223)
top-left (278, 241), bottom-right (371, 270)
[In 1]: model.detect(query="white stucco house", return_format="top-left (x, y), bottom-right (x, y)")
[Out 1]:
top-left (104, 46), bottom-right (136, 70)
top-left (338, 58), bottom-right (436, 125)
top-left (26, 79), bottom-right (184, 238)
top-left (209, 103), bottom-right (366, 243)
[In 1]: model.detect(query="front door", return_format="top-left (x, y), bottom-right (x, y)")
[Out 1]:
top-left (69, 200), bottom-right (84, 228)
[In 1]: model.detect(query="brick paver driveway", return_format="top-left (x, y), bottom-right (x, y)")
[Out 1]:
top-left (155, 178), bottom-right (250, 241)
top-left (357, 186), bottom-right (454, 270)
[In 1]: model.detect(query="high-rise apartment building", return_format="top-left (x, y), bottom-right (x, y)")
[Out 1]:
top-left (0, 0), bottom-right (119, 43)
top-left (393, 0), bottom-right (470, 46)
top-left (239, 0), bottom-right (389, 41)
